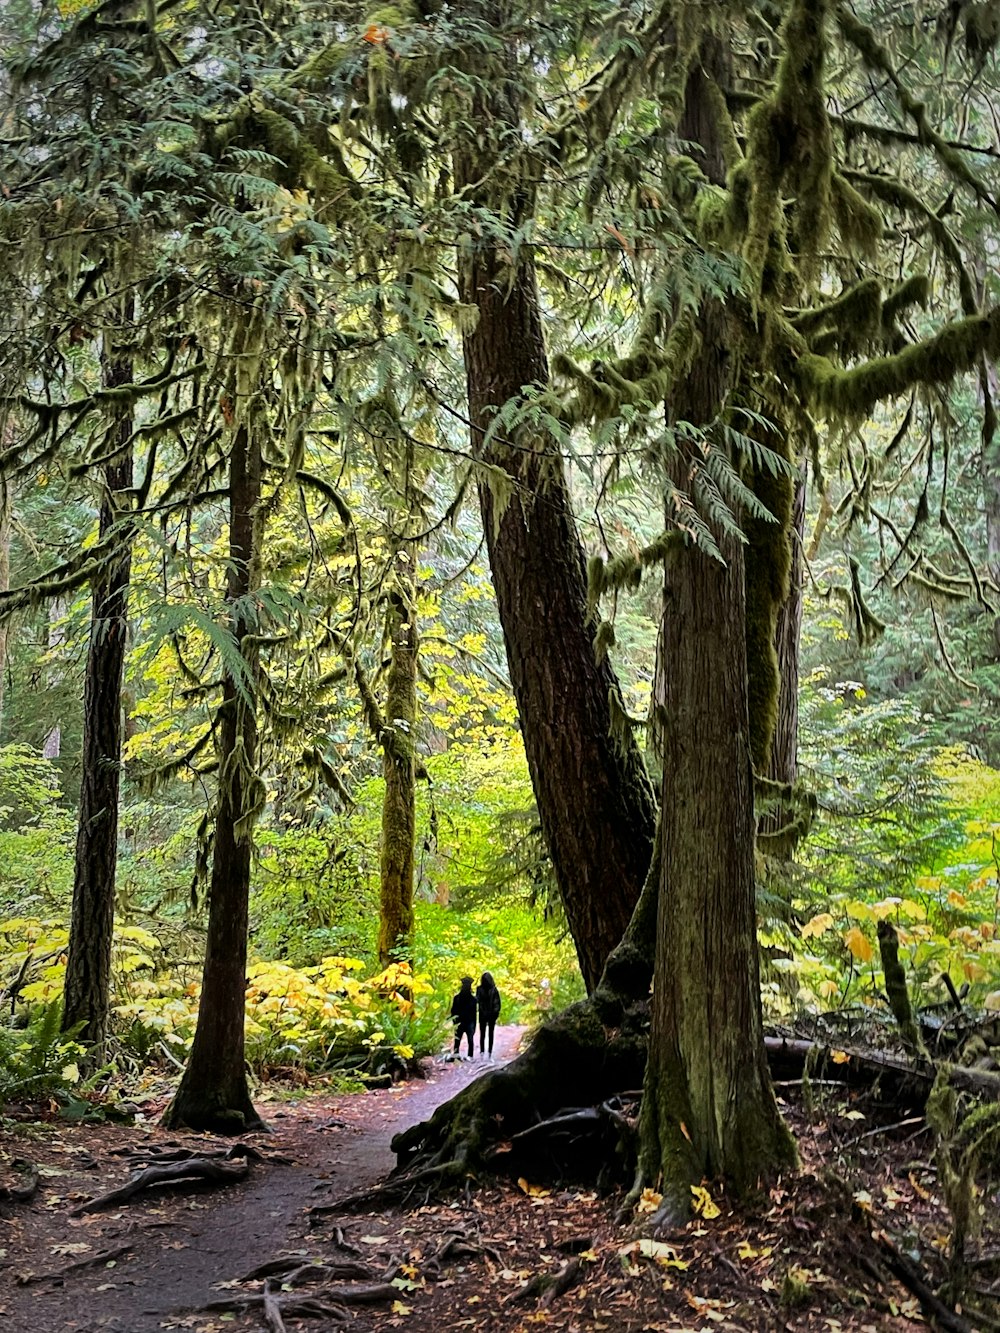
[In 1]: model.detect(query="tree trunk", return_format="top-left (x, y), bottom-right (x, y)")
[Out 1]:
top-left (638, 52), bottom-right (795, 1211)
top-left (162, 420), bottom-right (265, 1133)
top-left (456, 15), bottom-right (657, 992)
top-left (62, 323), bottom-right (134, 1053)
top-left (378, 539), bottom-right (417, 966)
top-left (759, 465), bottom-right (807, 849)
top-left (0, 473), bottom-right (10, 739)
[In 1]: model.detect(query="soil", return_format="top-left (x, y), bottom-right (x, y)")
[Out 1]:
top-left (1, 1026), bottom-right (997, 1333)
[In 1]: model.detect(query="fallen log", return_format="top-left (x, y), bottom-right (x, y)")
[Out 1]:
top-left (763, 1035), bottom-right (1000, 1104)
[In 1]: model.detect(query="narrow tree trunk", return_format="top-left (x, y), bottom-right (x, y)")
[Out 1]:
top-left (162, 421), bottom-right (264, 1133)
top-left (378, 539), bottom-right (417, 966)
top-left (456, 17), bottom-right (657, 991)
top-left (62, 320), bottom-right (134, 1052)
top-left (639, 52), bottom-right (795, 1210)
top-left (0, 474), bottom-right (10, 738)
top-left (759, 465), bottom-right (806, 848)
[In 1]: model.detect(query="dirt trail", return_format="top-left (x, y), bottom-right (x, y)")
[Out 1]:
top-left (0, 1026), bottom-right (524, 1332)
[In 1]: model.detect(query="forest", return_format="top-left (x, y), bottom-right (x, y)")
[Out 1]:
top-left (4, 0), bottom-right (1000, 1329)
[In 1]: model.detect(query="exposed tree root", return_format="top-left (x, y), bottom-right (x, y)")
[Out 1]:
top-left (0, 1158), bottom-right (39, 1213)
top-left (70, 1145), bottom-right (252, 1215)
top-left (16, 1241), bottom-right (134, 1285)
top-left (509, 1256), bottom-right (584, 1308)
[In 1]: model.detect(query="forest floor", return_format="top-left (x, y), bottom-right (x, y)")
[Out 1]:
top-left (0, 1023), bottom-right (994, 1333)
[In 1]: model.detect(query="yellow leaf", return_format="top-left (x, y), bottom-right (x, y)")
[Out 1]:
top-left (636, 1187), bottom-right (662, 1213)
top-left (947, 889), bottom-right (968, 908)
top-left (844, 926), bottom-right (873, 963)
top-left (845, 900), bottom-right (875, 923)
top-left (830, 1049), bottom-right (850, 1064)
top-left (691, 1184), bottom-right (721, 1220)
top-left (391, 1301), bottom-right (412, 1314)
top-left (61, 1063), bottom-right (80, 1084)
top-left (800, 912), bottom-right (834, 940)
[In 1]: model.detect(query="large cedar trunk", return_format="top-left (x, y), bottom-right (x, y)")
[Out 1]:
top-left (639, 51), bottom-right (795, 1208)
top-left (162, 423), bottom-right (264, 1133)
top-left (456, 15), bottom-right (657, 992)
top-left (378, 539), bottom-right (417, 966)
top-left (62, 332), bottom-right (134, 1052)
top-left (641, 517), bottom-right (795, 1206)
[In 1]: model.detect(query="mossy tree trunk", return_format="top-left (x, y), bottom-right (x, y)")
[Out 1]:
top-left (456, 4), bottom-right (657, 992)
top-left (378, 538), bottom-right (418, 967)
top-left (62, 315), bottom-right (135, 1054)
top-left (162, 418), bottom-right (265, 1133)
top-left (0, 471), bottom-right (10, 738)
top-left (638, 51), bottom-right (796, 1212)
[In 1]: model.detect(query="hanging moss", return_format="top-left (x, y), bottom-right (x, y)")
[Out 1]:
top-left (742, 0), bottom-right (833, 291)
top-left (880, 273), bottom-right (931, 331)
top-left (829, 172), bottom-right (882, 258)
top-left (594, 618), bottom-right (616, 663)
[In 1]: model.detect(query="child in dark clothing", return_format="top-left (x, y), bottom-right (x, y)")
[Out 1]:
top-left (476, 972), bottom-right (501, 1056)
top-left (450, 976), bottom-right (477, 1058)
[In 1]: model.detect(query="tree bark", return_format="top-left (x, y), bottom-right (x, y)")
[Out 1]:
top-left (378, 539), bottom-right (417, 966)
top-left (639, 52), bottom-right (795, 1211)
top-left (0, 472), bottom-right (10, 739)
top-left (456, 7), bottom-right (657, 992)
top-left (759, 465), bottom-right (806, 849)
top-left (62, 319), bottom-right (134, 1053)
top-left (162, 419), bottom-right (265, 1133)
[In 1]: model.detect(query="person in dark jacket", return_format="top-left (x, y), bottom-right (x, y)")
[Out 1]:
top-left (450, 976), bottom-right (477, 1058)
top-left (476, 971), bottom-right (501, 1057)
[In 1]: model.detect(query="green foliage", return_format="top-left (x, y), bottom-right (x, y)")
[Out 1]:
top-left (0, 1001), bottom-right (87, 1109)
top-left (764, 678), bottom-right (1000, 1019)
top-left (0, 745), bottom-right (74, 915)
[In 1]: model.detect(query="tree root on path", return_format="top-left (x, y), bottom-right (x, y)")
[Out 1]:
top-left (71, 1144), bottom-right (254, 1216)
top-left (203, 1279), bottom-right (400, 1325)
top-left (508, 1256), bottom-right (584, 1310)
top-left (16, 1241), bottom-right (134, 1285)
top-left (0, 1158), bottom-right (39, 1213)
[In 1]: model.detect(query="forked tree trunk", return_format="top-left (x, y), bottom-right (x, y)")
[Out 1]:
top-left (456, 11), bottom-right (657, 991)
top-left (378, 539), bottom-right (417, 966)
top-left (162, 421), bottom-right (265, 1133)
top-left (62, 319), bottom-right (134, 1053)
top-left (639, 53), bottom-right (795, 1210)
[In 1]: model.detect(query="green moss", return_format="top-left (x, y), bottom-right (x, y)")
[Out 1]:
top-left (742, 0), bottom-right (833, 291)
top-left (798, 309), bottom-right (1000, 419)
top-left (793, 276), bottom-right (881, 341)
top-left (830, 171), bottom-right (882, 257)
top-left (881, 273), bottom-right (931, 331)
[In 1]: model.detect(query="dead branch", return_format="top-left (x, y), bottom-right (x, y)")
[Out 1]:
top-left (873, 1228), bottom-right (977, 1333)
top-left (509, 1257), bottom-right (583, 1308)
top-left (764, 1034), bottom-right (1000, 1103)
